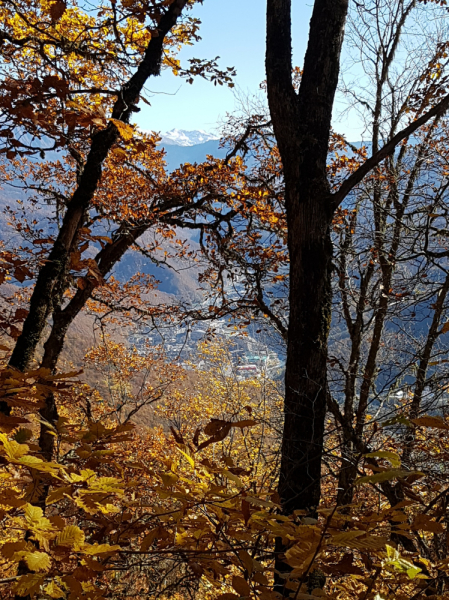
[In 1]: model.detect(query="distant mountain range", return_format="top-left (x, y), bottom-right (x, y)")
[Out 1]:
top-left (159, 128), bottom-right (219, 147)
top-left (157, 129), bottom-right (226, 171)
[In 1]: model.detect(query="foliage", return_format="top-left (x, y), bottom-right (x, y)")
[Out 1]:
top-left (0, 343), bottom-right (446, 599)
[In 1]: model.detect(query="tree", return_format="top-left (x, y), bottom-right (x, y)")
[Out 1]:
top-left (0, 0), bottom-right (236, 379)
top-left (265, 0), bottom-right (449, 522)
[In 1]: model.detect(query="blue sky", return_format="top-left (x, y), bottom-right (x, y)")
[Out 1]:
top-left (136, 1), bottom-right (362, 140)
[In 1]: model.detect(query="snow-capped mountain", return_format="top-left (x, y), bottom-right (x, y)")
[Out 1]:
top-left (159, 128), bottom-right (219, 147)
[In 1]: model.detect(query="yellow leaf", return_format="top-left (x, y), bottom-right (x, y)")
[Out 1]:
top-left (87, 476), bottom-right (123, 493)
top-left (112, 147), bottom-right (128, 158)
top-left (412, 415), bottom-right (449, 429)
top-left (329, 530), bottom-right (365, 545)
top-left (161, 472), bottom-right (178, 486)
top-left (355, 469), bottom-right (423, 485)
top-left (23, 551), bottom-right (51, 572)
top-left (82, 543), bottom-right (120, 555)
top-left (0, 433), bottom-right (29, 459)
top-left (330, 530), bottom-right (387, 550)
top-left (97, 503), bottom-right (121, 514)
top-left (57, 525), bottom-right (85, 548)
top-left (364, 450), bottom-right (401, 468)
top-left (25, 503), bottom-right (44, 523)
top-left (46, 486), bottom-right (72, 506)
top-left (110, 119), bottom-right (134, 141)
top-left (16, 455), bottom-right (60, 473)
top-left (177, 446), bottom-right (195, 468)
top-left (223, 470), bottom-right (243, 488)
top-left (44, 580), bottom-right (65, 599)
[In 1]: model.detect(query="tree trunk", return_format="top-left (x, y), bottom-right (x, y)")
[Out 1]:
top-left (280, 191), bottom-right (333, 515)
top-left (5, 0), bottom-right (188, 380)
top-left (266, 0), bottom-right (348, 516)
top-left (266, 2), bottom-right (348, 589)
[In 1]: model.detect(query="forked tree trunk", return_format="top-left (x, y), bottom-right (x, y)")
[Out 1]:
top-left (266, 0), bottom-right (348, 519)
top-left (266, 1), bottom-right (349, 588)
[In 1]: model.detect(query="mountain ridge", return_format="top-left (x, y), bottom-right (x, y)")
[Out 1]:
top-left (157, 128), bottom-right (219, 147)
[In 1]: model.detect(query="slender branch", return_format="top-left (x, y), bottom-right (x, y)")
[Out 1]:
top-left (332, 94), bottom-right (449, 207)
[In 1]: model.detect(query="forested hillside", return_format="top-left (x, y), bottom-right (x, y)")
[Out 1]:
top-left (2, 1), bottom-right (449, 600)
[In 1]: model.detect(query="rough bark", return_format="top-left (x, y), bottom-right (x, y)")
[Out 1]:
top-left (266, 0), bottom-right (349, 521)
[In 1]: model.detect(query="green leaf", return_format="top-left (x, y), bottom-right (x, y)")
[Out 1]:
top-left (407, 566), bottom-right (422, 579)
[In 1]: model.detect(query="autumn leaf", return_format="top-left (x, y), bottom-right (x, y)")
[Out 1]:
top-left (49, 0), bottom-right (67, 21)
top-left (411, 513), bottom-right (444, 533)
top-left (44, 581), bottom-right (66, 599)
top-left (0, 433), bottom-right (29, 460)
top-left (412, 415), bottom-right (449, 429)
top-left (140, 528), bottom-right (159, 552)
top-left (23, 551), bottom-right (51, 572)
top-left (13, 574), bottom-right (45, 597)
top-left (364, 450), bottom-right (401, 468)
top-left (82, 543), bottom-right (121, 555)
top-left (110, 119), bottom-right (135, 141)
top-left (57, 525), bottom-right (85, 547)
top-left (232, 576), bottom-right (251, 597)
top-left (355, 469), bottom-right (423, 485)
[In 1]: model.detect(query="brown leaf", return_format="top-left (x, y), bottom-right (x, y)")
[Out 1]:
top-left (323, 553), bottom-right (363, 576)
top-left (232, 576), bottom-right (251, 597)
top-left (140, 528), bottom-right (159, 551)
top-left (411, 415), bottom-right (449, 429)
top-left (412, 514), bottom-right (444, 534)
top-left (197, 422), bottom-right (232, 451)
top-left (204, 418), bottom-right (228, 436)
top-left (192, 428), bottom-right (201, 447)
top-left (14, 308), bottom-right (28, 321)
top-left (238, 549), bottom-right (254, 574)
top-left (241, 499), bottom-right (251, 526)
top-left (49, 0), bottom-right (67, 22)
